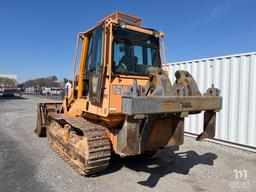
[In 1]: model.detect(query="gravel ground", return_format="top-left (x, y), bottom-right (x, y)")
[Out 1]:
top-left (0, 95), bottom-right (255, 192)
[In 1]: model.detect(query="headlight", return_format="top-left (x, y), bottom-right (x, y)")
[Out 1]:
top-left (153, 31), bottom-right (160, 38)
top-left (119, 21), bottom-right (126, 29)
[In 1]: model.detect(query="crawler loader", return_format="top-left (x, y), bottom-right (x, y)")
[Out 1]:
top-left (35, 12), bottom-right (222, 175)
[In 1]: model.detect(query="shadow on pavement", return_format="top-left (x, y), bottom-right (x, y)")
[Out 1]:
top-left (0, 95), bottom-right (27, 100)
top-left (95, 148), bottom-right (217, 188)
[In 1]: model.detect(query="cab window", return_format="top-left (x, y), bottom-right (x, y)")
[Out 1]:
top-left (112, 26), bottom-right (161, 75)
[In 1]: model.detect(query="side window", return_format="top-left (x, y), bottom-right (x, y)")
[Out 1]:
top-left (88, 26), bottom-right (105, 103)
top-left (147, 47), bottom-right (152, 66)
top-left (133, 45), bottom-right (143, 65)
top-left (113, 40), bottom-right (132, 73)
top-left (113, 41), bottom-right (125, 68)
top-left (150, 48), bottom-right (159, 66)
top-left (133, 44), bottom-right (148, 74)
top-left (95, 34), bottom-right (103, 68)
top-left (90, 26), bottom-right (103, 72)
top-left (85, 36), bottom-right (93, 75)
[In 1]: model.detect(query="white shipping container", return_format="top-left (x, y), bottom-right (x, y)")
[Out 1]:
top-left (167, 52), bottom-right (256, 149)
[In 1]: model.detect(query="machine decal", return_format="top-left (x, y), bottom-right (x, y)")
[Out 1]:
top-left (112, 85), bottom-right (128, 95)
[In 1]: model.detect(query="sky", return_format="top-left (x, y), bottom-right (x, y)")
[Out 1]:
top-left (0, 0), bottom-right (256, 83)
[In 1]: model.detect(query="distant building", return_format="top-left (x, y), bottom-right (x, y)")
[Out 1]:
top-left (0, 74), bottom-right (17, 86)
top-left (0, 74), bottom-right (17, 80)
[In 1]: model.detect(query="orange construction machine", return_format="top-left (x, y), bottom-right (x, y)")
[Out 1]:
top-left (35, 12), bottom-right (222, 175)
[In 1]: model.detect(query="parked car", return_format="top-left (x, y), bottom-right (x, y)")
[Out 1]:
top-left (0, 86), bottom-right (4, 93)
top-left (42, 87), bottom-right (62, 96)
top-left (2, 86), bottom-right (21, 97)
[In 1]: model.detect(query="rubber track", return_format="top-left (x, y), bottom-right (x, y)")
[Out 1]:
top-left (48, 114), bottom-right (111, 175)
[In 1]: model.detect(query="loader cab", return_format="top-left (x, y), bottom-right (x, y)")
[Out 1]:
top-left (77, 24), bottom-right (163, 93)
top-left (72, 12), bottom-right (167, 120)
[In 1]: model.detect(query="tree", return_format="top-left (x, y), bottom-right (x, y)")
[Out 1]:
top-left (22, 75), bottom-right (60, 88)
top-left (52, 75), bottom-right (58, 82)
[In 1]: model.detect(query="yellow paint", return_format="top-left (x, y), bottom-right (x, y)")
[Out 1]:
top-left (77, 36), bottom-right (89, 98)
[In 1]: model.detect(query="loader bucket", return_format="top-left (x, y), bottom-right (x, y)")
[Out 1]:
top-left (34, 102), bottom-right (63, 137)
top-left (34, 103), bottom-right (46, 137)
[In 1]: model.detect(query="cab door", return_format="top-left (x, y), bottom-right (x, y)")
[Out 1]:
top-left (88, 26), bottom-right (105, 104)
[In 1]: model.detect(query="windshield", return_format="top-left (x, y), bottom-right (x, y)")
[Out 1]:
top-left (112, 26), bottom-right (161, 75)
